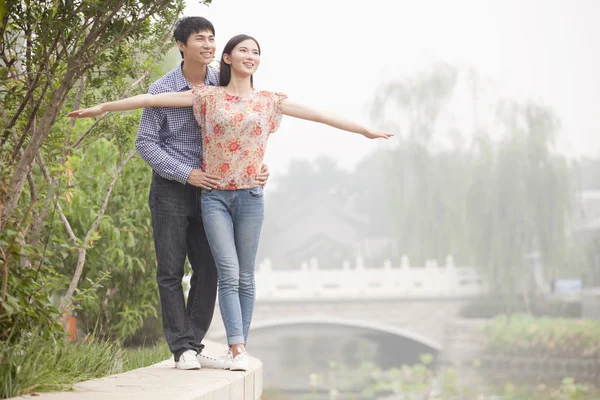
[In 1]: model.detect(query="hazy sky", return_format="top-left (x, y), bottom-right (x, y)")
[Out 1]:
top-left (184, 0), bottom-right (600, 179)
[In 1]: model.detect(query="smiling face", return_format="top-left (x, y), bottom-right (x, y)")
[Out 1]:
top-left (177, 29), bottom-right (216, 66)
top-left (224, 39), bottom-right (261, 78)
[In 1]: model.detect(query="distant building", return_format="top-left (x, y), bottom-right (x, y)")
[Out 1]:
top-left (258, 191), bottom-right (371, 269)
top-left (259, 189), bottom-right (600, 276)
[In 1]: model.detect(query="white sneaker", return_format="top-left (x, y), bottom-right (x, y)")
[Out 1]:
top-left (176, 349), bottom-right (201, 370)
top-left (228, 349), bottom-right (249, 371)
top-left (197, 352), bottom-right (229, 369)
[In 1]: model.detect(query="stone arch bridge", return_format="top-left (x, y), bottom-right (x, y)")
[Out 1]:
top-left (202, 257), bottom-right (486, 391)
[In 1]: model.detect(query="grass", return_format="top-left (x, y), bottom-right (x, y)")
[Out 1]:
top-left (122, 342), bottom-right (172, 371)
top-left (0, 332), bottom-right (171, 399)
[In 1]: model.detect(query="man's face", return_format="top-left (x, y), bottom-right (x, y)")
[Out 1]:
top-left (178, 29), bottom-right (216, 65)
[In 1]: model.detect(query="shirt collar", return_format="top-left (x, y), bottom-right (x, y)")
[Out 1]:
top-left (206, 66), bottom-right (220, 85)
top-left (176, 62), bottom-right (220, 90)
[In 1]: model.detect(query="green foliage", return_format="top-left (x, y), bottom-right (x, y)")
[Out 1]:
top-left (56, 139), bottom-right (160, 341)
top-left (492, 378), bottom-right (596, 400)
top-left (321, 355), bottom-right (474, 399)
top-left (305, 358), bottom-right (598, 399)
top-left (460, 295), bottom-right (582, 319)
top-left (0, 0), bottom-right (208, 346)
top-left (0, 210), bottom-right (66, 342)
top-left (0, 0), bottom-right (207, 394)
top-left (0, 328), bottom-right (170, 398)
top-left (122, 342), bottom-right (171, 371)
top-left (483, 313), bottom-right (600, 358)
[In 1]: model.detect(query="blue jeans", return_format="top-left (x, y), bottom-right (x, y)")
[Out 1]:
top-left (201, 187), bottom-right (264, 346)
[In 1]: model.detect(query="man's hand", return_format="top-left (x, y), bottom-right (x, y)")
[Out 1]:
top-left (256, 164), bottom-right (270, 187)
top-left (187, 169), bottom-right (221, 189)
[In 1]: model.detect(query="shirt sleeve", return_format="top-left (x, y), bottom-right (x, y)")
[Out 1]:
top-left (268, 92), bottom-right (288, 135)
top-left (134, 83), bottom-right (193, 184)
top-left (191, 85), bottom-right (210, 126)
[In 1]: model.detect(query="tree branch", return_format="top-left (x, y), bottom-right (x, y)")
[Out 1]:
top-left (71, 24), bottom-right (174, 149)
top-left (92, 1), bottom-right (171, 56)
top-left (2, 61), bottom-right (83, 228)
top-left (27, 182), bottom-right (54, 247)
top-left (8, 77), bottom-right (52, 162)
top-left (59, 149), bottom-right (136, 313)
top-left (1, 50), bottom-right (47, 147)
top-left (36, 153), bottom-right (78, 247)
top-left (63, 75), bottom-right (86, 153)
top-left (80, 0), bottom-right (128, 56)
top-left (70, 114), bottom-right (109, 149)
top-left (9, 128), bottom-right (38, 244)
top-left (0, 246), bottom-right (8, 303)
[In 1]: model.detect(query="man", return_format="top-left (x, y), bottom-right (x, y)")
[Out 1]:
top-left (135, 16), bottom-right (269, 370)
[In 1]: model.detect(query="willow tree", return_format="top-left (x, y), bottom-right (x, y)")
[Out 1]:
top-left (368, 64), bottom-right (474, 264)
top-left (472, 101), bottom-right (575, 307)
top-left (369, 65), bottom-right (575, 306)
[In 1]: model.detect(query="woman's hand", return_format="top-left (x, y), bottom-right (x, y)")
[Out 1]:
top-left (67, 106), bottom-right (104, 118)
top-left (364, 129), bottom-right (394, 139)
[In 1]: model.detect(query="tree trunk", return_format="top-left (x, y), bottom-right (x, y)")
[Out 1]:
top-left (2, 68), bottom-right (77, 229)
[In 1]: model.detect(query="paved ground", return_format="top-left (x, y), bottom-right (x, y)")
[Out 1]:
top-left (8, 340), bottom-right (263, 400)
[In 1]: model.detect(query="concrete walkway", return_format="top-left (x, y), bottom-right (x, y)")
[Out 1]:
top-left (9, 340), bottom-right (262, 400)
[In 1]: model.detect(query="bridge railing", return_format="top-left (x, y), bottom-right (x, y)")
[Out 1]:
top-left (254, 255), bottom-right (486, 301)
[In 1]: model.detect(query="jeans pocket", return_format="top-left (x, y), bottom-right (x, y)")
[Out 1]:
top-left (248, 186), bottom-right (263, 199)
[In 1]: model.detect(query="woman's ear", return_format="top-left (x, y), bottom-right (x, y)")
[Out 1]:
top-left (223, 53), bottom-right (232, 65)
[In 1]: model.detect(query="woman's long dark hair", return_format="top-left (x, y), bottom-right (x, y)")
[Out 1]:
top-left (219, 34), bottom-right (261, 87)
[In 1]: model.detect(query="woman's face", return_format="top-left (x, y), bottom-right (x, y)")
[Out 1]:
top-left (226, 39), bottom-right (261, 77)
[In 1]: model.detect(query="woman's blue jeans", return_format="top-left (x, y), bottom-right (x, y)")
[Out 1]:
top-left (200, 187), bottom-right (264, 346)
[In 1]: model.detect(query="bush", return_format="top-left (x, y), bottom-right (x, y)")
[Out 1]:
top-left (0, 224), bottom-right (66, 344)
top-left (309, 356), bottom-right (598, 399)
top-left (460, 295), bottom-right (581, 319)
top-left (483, 313), bottom-right (600, 358)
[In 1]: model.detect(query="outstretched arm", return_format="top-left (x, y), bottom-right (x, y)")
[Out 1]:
top-left (68, 91), bottom-right (194, 118)
top-left (281, 100), bottom-right (394, 139)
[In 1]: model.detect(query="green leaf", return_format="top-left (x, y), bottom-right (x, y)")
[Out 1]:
top-left (0, 0), bottom-right (5, 26)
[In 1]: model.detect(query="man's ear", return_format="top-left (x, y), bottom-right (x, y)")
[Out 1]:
top-left (176, 40), bottom-right (186, 53)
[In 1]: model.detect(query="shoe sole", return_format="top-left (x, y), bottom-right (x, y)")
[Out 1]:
top-left (199, 365), bottom-right (229, 370)
top-left (176, 364), bottom-right (201, 370)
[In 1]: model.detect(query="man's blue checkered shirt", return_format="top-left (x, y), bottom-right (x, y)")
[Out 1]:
top-left (135, 64), bottom-right (220, 184)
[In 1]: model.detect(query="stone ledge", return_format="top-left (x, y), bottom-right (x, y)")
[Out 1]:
top-left (8, 340), bottom-right (263, 400)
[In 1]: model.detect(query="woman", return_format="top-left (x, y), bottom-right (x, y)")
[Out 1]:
top-left (69, 34), bottom-right (393, 371)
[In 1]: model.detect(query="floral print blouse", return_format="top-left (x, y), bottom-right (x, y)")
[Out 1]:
top-left (192, 85), bottom-right (287, 190)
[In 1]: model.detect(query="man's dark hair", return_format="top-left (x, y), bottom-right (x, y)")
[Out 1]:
top-left (173, 17), bottom-right (215, 59)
